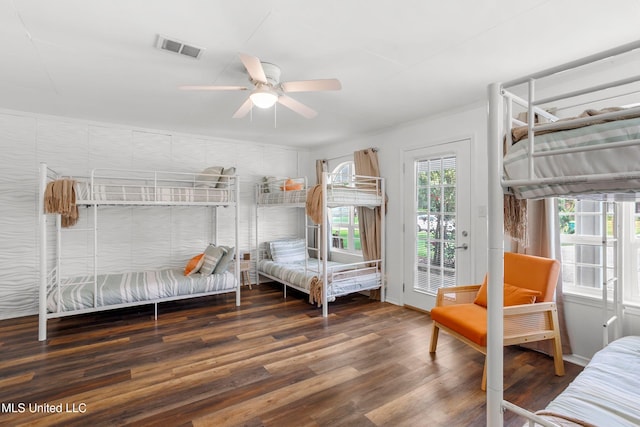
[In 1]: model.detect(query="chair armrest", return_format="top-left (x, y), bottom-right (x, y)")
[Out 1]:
top-left (436, 284), bottom-right (481, 307)
top-left (503, 302), bottom-right (559, 345)
top-left (503, 301), bottom-right (556, 316)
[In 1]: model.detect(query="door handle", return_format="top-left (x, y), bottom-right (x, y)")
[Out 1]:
top-left (455, 243), bottom-right (468, 250)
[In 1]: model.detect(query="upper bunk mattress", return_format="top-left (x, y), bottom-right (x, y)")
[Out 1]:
top-left (503, 117), bottom-right (640, 199)
top-left (257, 189), bottom-right (307, 205)
top-left (47, 268), bottom-right (236, 313)
top-left (257, 187), bottom-right (383, 207)
top-left (536, 335), bottom-right (640, 427)
top-left (325, 186), bottom-right (383, 206)
top-left (74, 182), bottom-right (233, 204)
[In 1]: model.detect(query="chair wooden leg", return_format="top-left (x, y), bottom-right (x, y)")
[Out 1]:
top-left (550, 308), bottom-right (565, 376)
top-left (481, 358), bottom-right (487, 391)
top-left (429, 324), bottom-right (440, 353)
top-left (552, 336), bottom-right (565, 376)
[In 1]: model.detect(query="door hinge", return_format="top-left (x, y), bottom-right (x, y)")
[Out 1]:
top-left (402, 283), bottom-right (405, 292)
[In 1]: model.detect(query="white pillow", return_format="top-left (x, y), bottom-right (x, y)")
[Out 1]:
top-left (270, 239), bottom-right (307, 263)
top-left (213, 246), bottom-right (235, 274)
top-left (263, 176), bottom-right (288, 193)
top-left (199, 244), bottom-right (227, 275)
top-left (262, 241), bottom-right (272, 259)
top-left (216, 167), bottom-right (236, 189)
top-left (195, 166), bottom-right (224, 188)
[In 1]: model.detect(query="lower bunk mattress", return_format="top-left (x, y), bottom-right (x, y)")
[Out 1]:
top-left (47, 268), bottom-right (236, 313)
top-left (534, 335), bottom-right (640, 427)
top-left (257, 258), bottom-right (381, 300)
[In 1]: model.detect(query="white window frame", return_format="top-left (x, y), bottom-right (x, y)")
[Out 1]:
top-left (622, 202), bottom-right (640, 304)
top-left (329, 161), bottom-right (361, 255)
top-left (560, 199), bottom-right (640, 306)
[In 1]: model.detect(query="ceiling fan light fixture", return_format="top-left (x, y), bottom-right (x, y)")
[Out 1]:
top-left (250, 87), bottom-right (278, 109)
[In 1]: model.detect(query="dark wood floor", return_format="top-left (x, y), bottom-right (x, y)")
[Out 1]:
top-left (0, 284), bottom-right (582, 427)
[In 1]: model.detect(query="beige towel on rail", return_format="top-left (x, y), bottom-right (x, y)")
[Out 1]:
top-left (309, 276), bottom-right (323, 307)
top-left (44, 179), bottom-right (79, 227)
top-left (305, 184), bottom-right (323, 225)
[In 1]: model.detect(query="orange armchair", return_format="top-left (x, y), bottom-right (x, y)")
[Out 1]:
top-left (429, 252), bottom-right (564, 390)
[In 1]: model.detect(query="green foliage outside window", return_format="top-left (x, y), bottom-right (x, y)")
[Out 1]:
top-left (416, 160), bottom-right (456, 268)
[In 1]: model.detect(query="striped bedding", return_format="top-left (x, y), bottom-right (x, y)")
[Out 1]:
top-left (257, 187), bottom-right (382, 207)
top-left (257, 258), bottom-right (381, 299)
top-left (47, 268), bottom-right (236, 313)
top-left (534, 335), bottom-right (640, 427)
top-left (258, 258), bottom-right (338, 290)
top-left (257, 189), bottom-right (307, 205)
top-left (74, 182), bottom-right (233, 204)
top-left (503, 117), bottom-right (640, 199)
top-left (325, 186), bottom-right (383, 207)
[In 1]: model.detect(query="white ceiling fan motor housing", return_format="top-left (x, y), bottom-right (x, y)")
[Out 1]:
top-left (260, 62), bottom-right (282, 86)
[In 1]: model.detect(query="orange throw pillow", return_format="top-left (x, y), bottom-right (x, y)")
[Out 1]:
top-left (281, 178), bottom-right (303, 191)
top-left (184, 253), bottom-right (205, 276)
top-left (474, 282), bottom-right (541, 307)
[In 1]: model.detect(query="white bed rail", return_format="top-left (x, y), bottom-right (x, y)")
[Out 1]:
top-left (601, 202), bottom-right (621, 347)
top-left (501, 401), bottom-right (560, 427)
top-left (324, 172), bottom-right (384, 207)
top-left (501, 70), bottom-right (640, 189)
top-left (328, 260), bottom-right (382, 297)
top-left (488, 40), bottom-right (640, 426)
top-left (255, 176), bottom-right (308, 207)
top-left (38, 164), bottom-right (53, 340)
top-left (254, 176), bottom-right (310, 290)
top-left (39, 163), bottom-right (241, 340)
top-left (75, 167), bottom-right (238, 205)
top-left (321, 171), bottom-right (386, 316)
top-left (255, 171), bottom-right (385, 316)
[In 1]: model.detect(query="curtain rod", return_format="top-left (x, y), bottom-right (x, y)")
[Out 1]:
top-left (321, 147), bottom-right (379, 163)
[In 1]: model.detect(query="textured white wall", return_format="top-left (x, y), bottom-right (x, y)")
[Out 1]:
top-left (0, 110), bottom-right (305, 320)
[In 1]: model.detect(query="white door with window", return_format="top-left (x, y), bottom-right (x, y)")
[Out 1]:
top-left (403, 139), bottom-right (472, 311)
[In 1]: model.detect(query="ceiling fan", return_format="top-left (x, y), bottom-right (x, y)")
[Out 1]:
top-left (180, 53), bottom-right (341, 119)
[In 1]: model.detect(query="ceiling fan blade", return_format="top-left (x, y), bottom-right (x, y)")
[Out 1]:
top-left (277, 95), bottom-right (318, 119)
top-left (239, 53), bottom-right (267, 84)
top-left (281, 78), bottom-right (341, 93)
top-left (179, 85), bottom-right (248, 91)
top-left (232, 98), bottom-right (253, 119)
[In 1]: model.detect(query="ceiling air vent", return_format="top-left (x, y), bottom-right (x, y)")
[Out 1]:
top-left (156, 35), bottom-right (204, 59)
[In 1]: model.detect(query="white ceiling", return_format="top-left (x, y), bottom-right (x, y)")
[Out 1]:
top-left (1, 0), bottom-right (639, 148)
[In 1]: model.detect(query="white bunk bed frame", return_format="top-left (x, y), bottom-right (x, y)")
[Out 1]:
top-left (38, 163), bottom-right (241, 341)
top-left (487, 40), bottom-right (640, 426)
top-left (255, 172), bottom-right (386, 317)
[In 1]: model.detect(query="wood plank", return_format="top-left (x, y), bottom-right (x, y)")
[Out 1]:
top-left (0, 284), bottom-right (583, 426)
top-left (192, 366), bottom-right (361, 426)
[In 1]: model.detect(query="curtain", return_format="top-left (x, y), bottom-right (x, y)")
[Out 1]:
top-left (504, 194), bottom-right (528, 247)
top-left (511, 198), bottom-right (573, 355)
top-left (354, 148), bottom-right (383, 300)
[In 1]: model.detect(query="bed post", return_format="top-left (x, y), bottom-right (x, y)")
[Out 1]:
top-left (487, 82), bottom-right (505, 426)
top-left (322, 171), bottom-right (329, 318)
top-left (38, 163), bottom-right (48, 341)
top-left (235, 176), bottom-right (241, 306)
top-left (255, 182), bottom-right (260, 288)
top-left (380, 176), bottom-right (385, 302)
